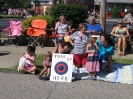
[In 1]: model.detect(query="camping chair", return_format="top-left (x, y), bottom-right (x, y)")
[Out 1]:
top-left (1, 20), bottom-right (22, 46)
top-left (26, 19), bottom-right (48, 48)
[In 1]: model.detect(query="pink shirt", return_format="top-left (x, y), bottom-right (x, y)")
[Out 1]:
top-left (43, 59), bottom-right (52, 67)
top-left (25, 53), bottom-right (35, 66)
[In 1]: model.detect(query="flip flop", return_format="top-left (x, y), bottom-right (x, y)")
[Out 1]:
top-left (117, 54), bottom-right (121, 57)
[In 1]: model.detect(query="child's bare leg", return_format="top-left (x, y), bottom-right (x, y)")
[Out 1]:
top-left (20, 67), bottom-right (31, 73)
top-left (29, 66), bottom-right (37, 72)
top-left (46, 68), bottom-right (51, 76)
top-left (93, 72), bottom-right (97, 80)
top-left (39, 67), bottom-right (47, 75)
top-left (88, 72), bottom-right (93, 76)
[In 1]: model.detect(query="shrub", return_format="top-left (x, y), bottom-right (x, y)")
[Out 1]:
top-left (28, 10), bottom-right (35, 16)
top-left (111, 6), bottom-right (120, 18)
top-left (22, 15), bottom-right (55, 35)
top-left (49, 4), bottom-right (88, 28)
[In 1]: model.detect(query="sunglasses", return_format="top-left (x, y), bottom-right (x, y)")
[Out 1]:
top-left (118, 23), bottom-right (122, 24)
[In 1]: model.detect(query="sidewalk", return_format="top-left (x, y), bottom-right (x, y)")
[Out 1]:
top-left (0, 45), bottom-right (54, 68)
top-left (0, 43), bottom-right (133, 69)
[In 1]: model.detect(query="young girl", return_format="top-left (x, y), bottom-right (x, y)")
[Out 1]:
top-left (19, 46), bottom-right (37, 74)
top-left (85, 37), bottom-right (100, 79)
top-left (38, 51), bottom-right (52, 80)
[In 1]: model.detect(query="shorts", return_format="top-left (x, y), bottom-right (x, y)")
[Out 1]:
top-left (24, 65), bottom-right (35, 70)
top-left (73, 53), bottom-right (88, 66)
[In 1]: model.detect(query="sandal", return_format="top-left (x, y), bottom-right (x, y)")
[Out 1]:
top-left (122, 53), bottom-right (126, 56)
top-left (117, 54), bottom-right (121, 57)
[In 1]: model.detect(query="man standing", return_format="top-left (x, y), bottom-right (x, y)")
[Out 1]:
top-left (43, 5), bottom-right (48, 15)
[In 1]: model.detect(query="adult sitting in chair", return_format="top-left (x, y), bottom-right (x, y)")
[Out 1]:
top-left (123, 11), bottom-right (133, 32)
top-left (53, 37), bottom-right (70, 54)
top-left (86, 16), bottom-right (103, 35)
top-left (55, 15), bottom-right (71, 37)
top-left (110, 19), bottom-right (130, 56)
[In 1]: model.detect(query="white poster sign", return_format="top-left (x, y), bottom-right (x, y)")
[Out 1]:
top-left (50, 54), bottom-right (73, 82)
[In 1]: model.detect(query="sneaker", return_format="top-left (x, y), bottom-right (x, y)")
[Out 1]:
top-left (75, 68), bottom-right (80, 73)
top-left (31, 71), bottom-right (35, 74)
top-left (43, 76), bottom-right (49, 80)
top-left (38, 75), bottom-right (43, 80)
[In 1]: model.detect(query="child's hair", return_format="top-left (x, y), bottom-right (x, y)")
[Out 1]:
top-left (27, 46), bottom-right (35, 53)
top-left (44, 51), bottom-right (52, 59)
top-left (28, 44), bottom-right (36, 53)
top-left (88, 37), bottom-right (97, 45)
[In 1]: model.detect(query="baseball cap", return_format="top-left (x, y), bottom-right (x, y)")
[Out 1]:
top-left (58, 37), bottom-right (64, 42)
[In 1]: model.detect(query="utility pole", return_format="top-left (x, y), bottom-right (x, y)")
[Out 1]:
top-left (100, 0), bottom-right (106, 34)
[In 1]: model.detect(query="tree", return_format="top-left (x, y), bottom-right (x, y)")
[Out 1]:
top-left (20, 0), bottom-right (33, 8)
top-left (35, 0), bottom-right (41, 7)
top-left (112, 6), bottom-right (120, 18)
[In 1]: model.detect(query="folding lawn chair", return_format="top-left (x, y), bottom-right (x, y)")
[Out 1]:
top-left (26, 19), bottom-right (48, 48)
top-left (1, 20), bottom-right (22, 46)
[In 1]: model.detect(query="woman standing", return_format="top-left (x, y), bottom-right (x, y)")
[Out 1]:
top-left (69, 23), bottom-right (89, 72)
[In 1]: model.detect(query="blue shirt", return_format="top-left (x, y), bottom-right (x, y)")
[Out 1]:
top-left (97, 40), bottom-right (114, 61)
top-left (87, 23), bottom-right (103, 32)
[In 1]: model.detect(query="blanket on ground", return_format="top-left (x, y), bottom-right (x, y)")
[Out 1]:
top-left (72, 64), bottom-right (133, 84)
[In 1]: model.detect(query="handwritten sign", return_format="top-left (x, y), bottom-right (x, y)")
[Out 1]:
top-left (50, 54), bottom-right (73, 82)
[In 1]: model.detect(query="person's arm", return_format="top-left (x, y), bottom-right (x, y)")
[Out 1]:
top-left (55, 22), bottom-right (59, 31)
top-left (110, 26), bottom-right (116, 36)
top-left (92, 24), bottom-right (103, 35)
top-left (26, 55), bottom-right (35, 63)
top-left (108, 55), bottom-right (112, 70)
top-left (94, 42), bottom-right (99, 50)
top-left (53, 46), bottom-right (58, 53)
top-left (62, 45), bottom-right (69, 53)
top-left (125, 27), bottom-right (130, 38)
top-left (123, 14), bottom-right (130, 24)
top-left (108, 46), bottom-right (114, 70)
top-left (69, 37), bottom-right (74, 46)
top-left (86, 44), bottom-right (95, 53)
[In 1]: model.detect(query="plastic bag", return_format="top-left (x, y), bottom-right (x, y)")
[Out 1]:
top-left (18, 57), bottom-right (26, 71)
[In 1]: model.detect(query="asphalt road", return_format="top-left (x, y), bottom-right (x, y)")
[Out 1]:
top-left (0, 71), bottom-right (133, 99)
top-left (0, 18), bottom-right (118, 34)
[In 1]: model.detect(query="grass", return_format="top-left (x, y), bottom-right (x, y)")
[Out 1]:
top-left (112, 58), bottom-right (133, 65)
top-left (0, 15), bottom-right (22, 18)
top-left (0, 54), bottom-right (133, 72)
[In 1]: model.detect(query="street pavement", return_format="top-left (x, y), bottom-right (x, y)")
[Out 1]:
top-left (0, 18), bottom-right (133, 99)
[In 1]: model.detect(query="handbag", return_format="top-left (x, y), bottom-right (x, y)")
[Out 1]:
top-left (18, 57), bottom-right (26, 71)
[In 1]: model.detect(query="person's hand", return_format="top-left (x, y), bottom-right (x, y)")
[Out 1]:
top-left (59, 34), bottom-right (64, 37)
top-left (92, 50), bottom-right (97, 53)
top-left (26, 58), bottom-right (29, 60)
top-left (93, 30), bottom-right (97, 34)
top-left (86, 30), bottom-right (93, 33)
top-left (94, 42), bottom-right (98, 46)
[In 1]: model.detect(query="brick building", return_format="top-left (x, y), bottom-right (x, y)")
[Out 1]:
top-left (30, 0), bottom-right (94, 14)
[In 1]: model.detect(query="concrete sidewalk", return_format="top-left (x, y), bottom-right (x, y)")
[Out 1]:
top-left (0, 43), bottom-right (133, 69)
top-left (0, 45), bottom-right (55, 68)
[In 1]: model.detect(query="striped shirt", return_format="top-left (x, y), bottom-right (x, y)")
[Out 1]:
top-left (55, 22), bottom-right (71, 35)
top-left (71, 31), bottom-right (90, 54)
